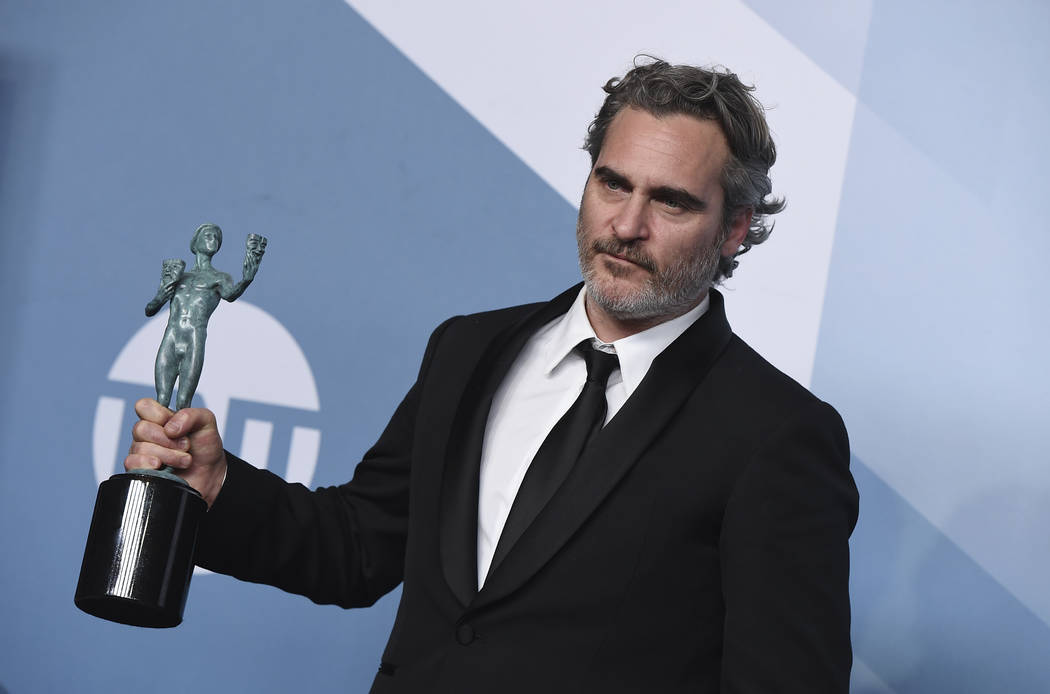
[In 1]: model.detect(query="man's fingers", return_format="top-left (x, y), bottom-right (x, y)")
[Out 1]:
top-left (125, 442), bottom-right (192, 470)
top-left (124, 452), bottom-right (162, 471)
top-left (132, 419), bottom-right (190, 451)
top-left (164, 407), bottom-right (218, 438)
top-left (134, 398), bottom-right (174, 425)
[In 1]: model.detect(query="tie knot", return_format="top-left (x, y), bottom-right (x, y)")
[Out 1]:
top-left (576, 340), bottom-right (619, 386)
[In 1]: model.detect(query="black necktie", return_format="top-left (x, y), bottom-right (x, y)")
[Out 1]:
top-left (487, 340), bottom-right (620, 575)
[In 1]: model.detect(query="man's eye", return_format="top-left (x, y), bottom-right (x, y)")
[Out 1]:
top-left (605, 179), bottom-right (622, 191)
top-left (660, 198), bottom-right (683, 210)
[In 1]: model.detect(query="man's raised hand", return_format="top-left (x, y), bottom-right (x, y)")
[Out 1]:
top-left (125, 398), bottom-right (227, 508)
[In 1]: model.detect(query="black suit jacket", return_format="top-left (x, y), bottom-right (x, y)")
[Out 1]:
top-left (197, 285), bottom-right (859, 693)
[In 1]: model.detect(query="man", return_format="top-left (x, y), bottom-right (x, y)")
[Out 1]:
top-left (127, 59), bottom-right (859, 693)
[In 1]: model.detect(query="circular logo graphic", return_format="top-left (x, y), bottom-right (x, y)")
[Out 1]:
top-left (92, 302), bottom-right (322, 560)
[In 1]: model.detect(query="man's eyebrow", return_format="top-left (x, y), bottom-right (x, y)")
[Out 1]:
top-left (593, 166), bottom-right (631, 189)
top-left (594, 166), bottom-right (707, 212)
top-left (650, 185), bottom-right (707, 212)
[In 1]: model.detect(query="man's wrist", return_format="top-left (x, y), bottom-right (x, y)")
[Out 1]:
top-left (204, 458), bottom-right (229, 510)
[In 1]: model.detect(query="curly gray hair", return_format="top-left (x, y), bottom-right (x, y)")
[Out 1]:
top-left (584, 58), bottom-right (785, 281)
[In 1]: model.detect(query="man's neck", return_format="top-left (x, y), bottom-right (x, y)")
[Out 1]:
top-left (584, 292), bottom-right (707, 343)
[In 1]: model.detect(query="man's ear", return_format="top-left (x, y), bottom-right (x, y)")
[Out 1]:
top-left (721, 207), bottom-right (752, 257)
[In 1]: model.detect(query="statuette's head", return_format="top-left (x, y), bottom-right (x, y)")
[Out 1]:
top-left (190, 223), bottom-right (223, 256)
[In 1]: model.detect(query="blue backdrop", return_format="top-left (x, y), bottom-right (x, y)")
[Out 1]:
top-left (1, 1), bottom-right (1047, 692)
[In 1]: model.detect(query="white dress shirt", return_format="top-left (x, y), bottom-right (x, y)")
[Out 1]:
top-left (476, 287), bottom-right (710, 587)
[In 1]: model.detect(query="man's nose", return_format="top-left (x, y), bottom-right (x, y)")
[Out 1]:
top-left (611, 197), bottom-right (649, 242)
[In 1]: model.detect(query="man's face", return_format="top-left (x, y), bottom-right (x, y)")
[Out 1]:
top-left (577, 107), bottom-right (749, 326)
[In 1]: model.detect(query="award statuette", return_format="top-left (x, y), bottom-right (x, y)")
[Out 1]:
top-left (76, 224), bottom-right (267, 627)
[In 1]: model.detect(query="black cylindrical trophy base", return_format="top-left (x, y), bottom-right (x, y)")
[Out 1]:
top-left (75, 472), bottom-right (207, 628)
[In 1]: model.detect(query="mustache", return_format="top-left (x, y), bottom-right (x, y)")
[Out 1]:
top-left (589, 238), bottom-right (658, 274)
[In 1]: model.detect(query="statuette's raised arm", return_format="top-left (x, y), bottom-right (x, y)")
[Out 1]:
top-left (220, 233), bottom-right (267, 302)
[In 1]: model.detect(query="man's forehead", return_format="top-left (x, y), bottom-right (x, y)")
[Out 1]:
top-left (596, 108), bottom-right (729, 187)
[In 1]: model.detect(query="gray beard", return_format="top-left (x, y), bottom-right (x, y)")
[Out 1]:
top-left (577, 224), bottom-right (723, 322)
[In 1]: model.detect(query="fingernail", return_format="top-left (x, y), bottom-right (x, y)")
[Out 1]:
top-left (178, 437), bottom-right (190, 450)
top-left (167, 421), bottom-right (182, 435)
top-left (149, 457), bottom-right (161, 469)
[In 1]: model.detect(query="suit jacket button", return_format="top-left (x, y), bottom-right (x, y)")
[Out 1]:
top-left (455, 623), bottom-right (476, 645)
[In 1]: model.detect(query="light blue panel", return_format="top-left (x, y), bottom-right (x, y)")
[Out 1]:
top-left (849, 459), bottom-right (1050, 693)
top-left (857, 0), bottom-right (1050, 200)
top-left (742, 0), bottom-right (873, 94)
top-left (851, 657), bottom-right (895, 694)
top-left (819, 103), bottom-right (1050, 692)
top-left (0, 1), bottom-right (578, 692)
top-left (812, 0), bottom-right (1050, 690)
top-left (816, 101), bottom-right (1049, 544)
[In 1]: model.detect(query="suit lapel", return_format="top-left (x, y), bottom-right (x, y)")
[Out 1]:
top-left (472, 290), bottom-right (734, 610)
top-left (438, 285), bottom-right (583, 607)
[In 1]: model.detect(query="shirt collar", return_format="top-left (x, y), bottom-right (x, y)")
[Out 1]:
top-left (540, 287), bottom-right (710, 395)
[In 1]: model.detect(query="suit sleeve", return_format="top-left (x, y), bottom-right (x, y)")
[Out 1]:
top-left (194, 317), bottom-right (456, 608)
top-left (719, 400), bottom-right (859, 694)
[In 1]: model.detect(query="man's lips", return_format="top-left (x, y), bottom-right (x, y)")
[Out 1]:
top-left (604, 251), bottom-right (639, 265)
top-left (597, 249), bottom-right (653, 273)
